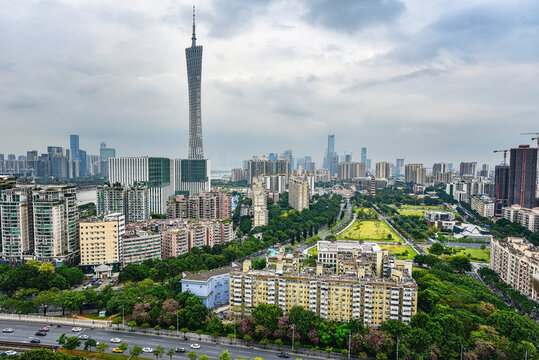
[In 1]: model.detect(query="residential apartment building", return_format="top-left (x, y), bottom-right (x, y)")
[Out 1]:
top-left (471, 195), bottom-right (495, 218)
top-left (375, 162), bottom-right (390, 179)
top-left (166, 191), bottom-right (231, 220)
top-left (230, 246), bottom-right (417, 326)
top-left (79, 213), bottom-right (125, 272)
top-left (252, 178), bottom-right (268, 227)
top-left (97, 183), bottom-right (150, 224)
top-left (490, 237), bottom-right (539, 301)
top-left (289, 176), bottom-right (309, 211)
top-left (460, 162), bottom-right (477, 177)
top-left (507, 145), bottom-right (538, 208)
top-left (404, 164), bottom-right (426, 185)
top-left (0, 184), bottom-right (78, 266)
top-left (247, 156), bottom-right (274, 184)
top-left (502, 205), bottom-right (539, 232)
top-left (121, 230), bottom-right (161, 266)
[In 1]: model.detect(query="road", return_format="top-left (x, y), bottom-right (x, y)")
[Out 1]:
top-left (0, 321), bottom-right (322, 360)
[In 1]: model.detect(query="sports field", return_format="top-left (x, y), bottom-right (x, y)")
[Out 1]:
top-left (337, 220), bottom-right (403, 243)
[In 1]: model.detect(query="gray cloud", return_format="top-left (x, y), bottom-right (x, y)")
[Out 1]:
top-left (301, 0), bottom-right (406, 33)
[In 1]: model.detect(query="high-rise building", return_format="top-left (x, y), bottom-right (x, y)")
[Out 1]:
top-left (375, 162), bottom-right (390, 179)
top-left (97, 183), bottom-right (150, 224)
top-left (173, 158), bottom-right (211, 197)
top-left (275, 157), bottom-right (289, 177)
top-left (167, 191), bottom-right (231, 220)
top-left (432, 162), bottom-right (448, 175)
top-left (480, 164), bottom-right (489, 177)
top-left (247, 156), bottom-right (273, 184)
top-left (460, 162), bottom-right (477, 177)
top-left (70, 135), bottom-right (79, 162)
top-left (323, 134), bottom-right (336, 175)
top-left (507, 145), bottom-right (538, 208)
top-left (405, 164), bottom-right (426, 185)
top-left (361, 147), bottom-right (367, 164)
top-left (252, 178), bottom-right (268, 227)
top-left (396, 158), bottom-right (405, 177)
top-left (186, 6), bottom-right (204, 159)
top-left (495, 165), bottom-right (510, 216)
top-left (100, 142), bottom-right (116, 177)
top-left (289, 176), bottom-right (309, 211)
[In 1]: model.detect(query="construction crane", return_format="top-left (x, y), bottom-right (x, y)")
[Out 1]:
top-left (493, 149), bottom-right (509, 214)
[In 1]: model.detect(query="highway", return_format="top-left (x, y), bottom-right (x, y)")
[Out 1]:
top-left (0, 321), bottom-right (320, 360)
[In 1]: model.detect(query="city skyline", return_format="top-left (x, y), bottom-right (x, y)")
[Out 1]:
top-left (1, 0), bottom-right (538, 168)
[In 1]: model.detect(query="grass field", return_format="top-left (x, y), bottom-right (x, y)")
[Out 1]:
top-left (337, 220), bottom-right (403, 242)
top-left (446, 248), bottom-right (490, 263)
top-left (308, 246), bottom-right (318, 257)
top-left (392, 205), bottom-right (445, 217)
top-left (379, 244), bottom-right (418, 260)
top-left (356, 207), bottom-right (378, 219)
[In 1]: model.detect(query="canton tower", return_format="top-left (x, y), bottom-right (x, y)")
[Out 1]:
top-left (186, 6), bottom-right (204, 159)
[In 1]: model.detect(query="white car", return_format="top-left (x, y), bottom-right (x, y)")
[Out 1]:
top-left (2, 328), bottom-right (13, 333)
top-left (71, 327), bottom-right (83, 332)
top-left (110, 338), bottom-right (121, 343)
top-left (142, 347), bottom-right (153, 353)
top-left (4, 351), bottom-right (17, 355)
top-left (190, 344), bottom-right (201, 349)
top-left (78, 334), bottom-right (89, 340)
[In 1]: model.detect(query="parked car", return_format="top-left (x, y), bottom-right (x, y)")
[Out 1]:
top-left (142, 347), bottom-right (153, 353)
top-left (30, 339), bottom-right (40, 344)
top-left (190, 344), bottom-right (201, 349)
top-left (2, 328), bottom-right (13, 333)
top-left (175, 347), bottom-right (185, 353)
top-left (278, 353), bottom-right (290, 358)
top-left (71, 327), bottom-right (83, 332)
top-left (110, 338), bottom-right (121, 343)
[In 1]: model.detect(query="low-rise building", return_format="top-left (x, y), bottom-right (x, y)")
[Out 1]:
top-left (425, 211), bottom-right (455, 221)
top-left (181, 266), bottom-right (235, 308)
top-left (490, 237), bottom-right (539, 301)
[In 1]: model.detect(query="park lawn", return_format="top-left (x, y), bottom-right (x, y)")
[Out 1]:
top-left (446, 248), bottom-right (491, 263)
top-left (336, 220), bottom-right (403, 243)
top-left (394, 205), bottom-right (445, 217)
top-left (308, 246), bottom-right (318, 257)
top-left (379, 244), bottom-right (418, 260)
top-left (356, 207), bottom-right (378, 218)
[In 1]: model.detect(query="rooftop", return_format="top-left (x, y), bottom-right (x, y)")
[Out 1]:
top-left (182, 265), bottom-right (237, 281)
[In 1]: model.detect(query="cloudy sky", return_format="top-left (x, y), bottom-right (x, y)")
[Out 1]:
top-left (1, 0), bottom-right (538, 170)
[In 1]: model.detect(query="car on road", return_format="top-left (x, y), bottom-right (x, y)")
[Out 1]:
top-left (39, 327), bottom-right (50, 332)
top-left (35, 331), bottom-right (47, 336)
top-left (142, 347), bottom-right (153, 353)
top-left (71, 327), bottom-right (83, 332)
top-left (78, 335), bottom-right (89, 340)
top-left (112, 348), bottom-right (124, 353)
top-left (30, 339), bottom-right (40, 344)
top-left (2, 328), bottom-right (13, 333)
top-left (175, 347), bottom-right (185, 353)
top-left (190, 344), bottom-right (201, 349)
top-left (278, 353), bottom-right (290, 358)
top-left (4, 351), bottom-right (17, 356)
top-left (110, 338), bottom-right (121, 343)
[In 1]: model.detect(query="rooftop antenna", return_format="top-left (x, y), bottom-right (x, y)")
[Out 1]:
top-left (191, 5), bottom-right (197, 47)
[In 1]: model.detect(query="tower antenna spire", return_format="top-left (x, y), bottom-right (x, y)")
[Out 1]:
top-left (191, 5), bottom-right (197, 47)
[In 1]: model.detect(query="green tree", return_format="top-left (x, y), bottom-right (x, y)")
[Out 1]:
top-left (167, 348), bottom-right (175, 360)
top-left (84, 338), bottom-right (97, 351)
top-left (34, 289), bottom-right (59, 316)
top-left (96, 342), bottom-right (109, 354)
top-left (56, 332), bottom-right (67, 345)
top-left (187, 350), bottom-right (198, 360)
top-left (218, 350), bottom-right (231, 360)
top-left (130, 345), bottom-right (143, 358)
top-left (199, 356), bottom-right (210, 360)
top-left (251, 303), bottom-right (283, 333)
top-left (119, 342), bottom-right (129, 351)
top-left (63, 336), bottom-right (81, 353)
top-left (153, 345), bottom-right (165, 359)
top-left (429, 242), bottom-right (444, 256)
top-left (447, 255), bottom-right (472, 272)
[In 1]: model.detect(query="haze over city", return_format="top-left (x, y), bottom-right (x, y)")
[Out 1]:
top-left (1, 0), bottom-right (538, 168)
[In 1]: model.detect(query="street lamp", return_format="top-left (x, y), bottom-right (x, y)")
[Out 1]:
top-left (122, 304), bottom-right (124, 330)
top-left (396, 336), bottom-right (405, 360)
top-left (348, 332), bottom-right (352, 360)
top-left (176, 310), bottom-right (179, 337)
top-left (292, 326), bottom-right (295, 352)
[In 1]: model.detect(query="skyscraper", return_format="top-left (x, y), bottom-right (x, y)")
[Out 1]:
top-left (507, 145), bottom-right (538, 208)
top-left (396, 158), bottom-right (405, 177)
top-left (186, 6), bottom-right (204, 159)
top-left (70, 135), bottom-right (79, 161)
top-left (361, 147), bottom-right (367, 164)
top-left (324, 134), bottom-right (336, 175)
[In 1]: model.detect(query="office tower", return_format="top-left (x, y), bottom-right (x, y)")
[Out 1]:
top-left (100, 142), bottom-right (116, 177)
top-left (7, 154), bottom-right (15, 161)
top-left (109, 157), bottom-right (174, 214)
top-left (186, 7), bottom-right (204, 159)
top-left (361, 148), bottom-right (367, 164)
top-left (274, 157), bottom-right (289, 177)
top-left (173, 158), bottom-right (211, 196)
top-left (344, 154), bottom-right (352, 163)
top-left (97, 183), bottom-right (150, 224)
top-left (396, 158), bottom-right (405, 177)
top-left (79, 213), bottom-right (125, 272)
top-left (460, 162), bottom-right (477, 176)
top-left (324, 134), bottom-right (336, 175)
top-left (289, 176), bottom-right (309, 211)
top-left (70, 135), bottom-right (79, 162)
top-left (0, 155), bottom-right (4, 161)
top-left (507, 145), bottom-right (538, 208)
top-left (268, 153), bottom-right (278, 163)
top-left (283, 150), bottom-right (293, 173)
top-left (26, 151), bottom-right (38, 162)
top-left (405, 164), bottom-right (426, 185)
top-left (480, 164), bottom-right (489, 177)
top-left (252, 178), bottom-right (268, 227)
top-left (375, 162), bottom-right (390, 179)
top-left (78, 149), bottom-right (87, 176)
top-left (247, 156), bottom-right (273, 184)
